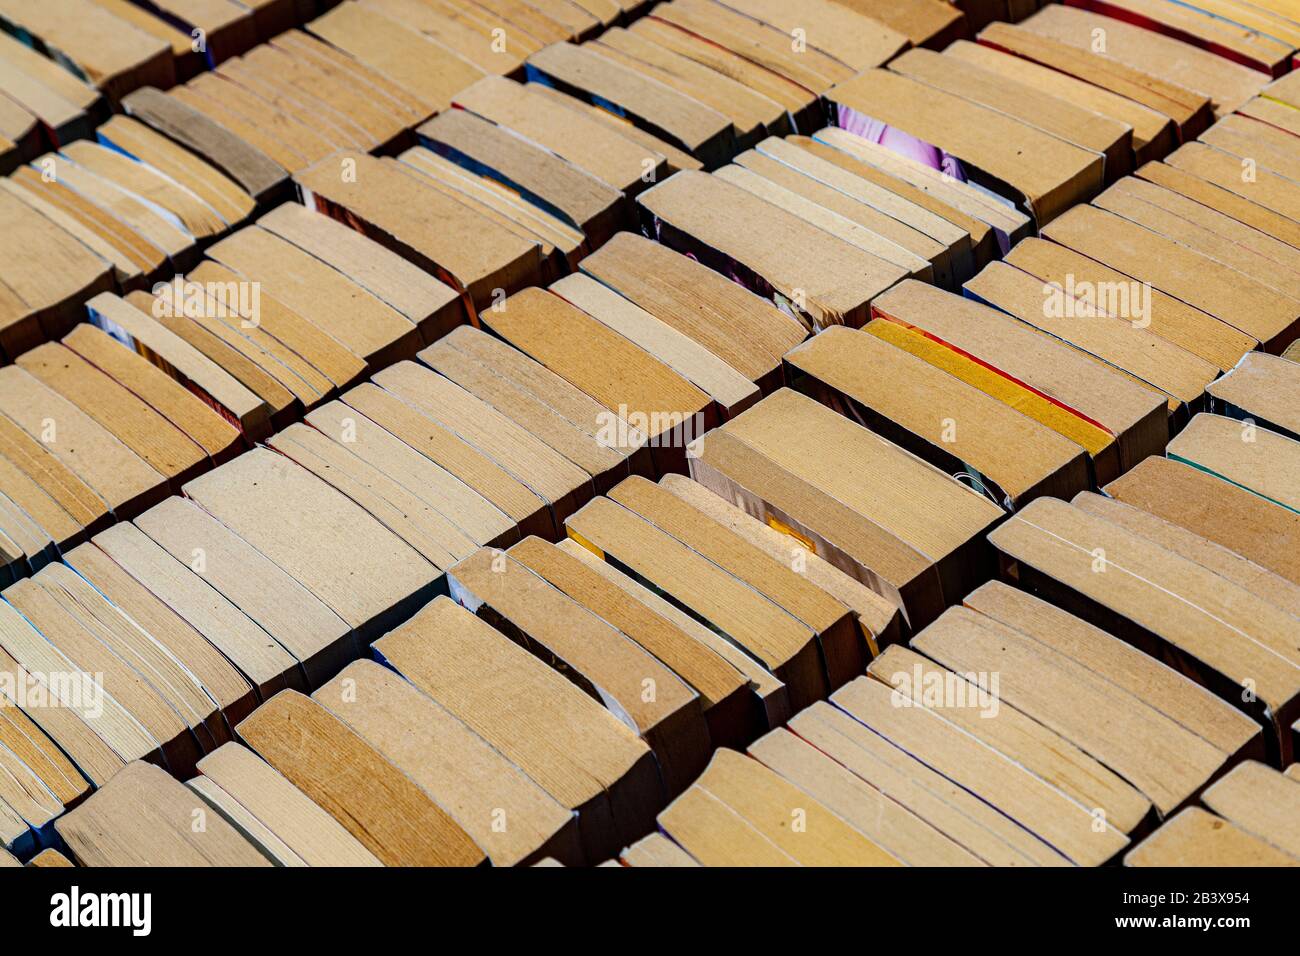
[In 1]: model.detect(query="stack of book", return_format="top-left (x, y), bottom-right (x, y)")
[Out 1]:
top-left (0, 0), bottom-right (175, 105)
top-left (689, 388), bottom-right (1005, 632)
top-left (620, 578), bottom-right (1266, 865)
top-left (1015, 4), bottom-right (1273, 120)
top-left (0, 28), bottom-right (104, 171)
top-left (990, 481), bottom-right (1300, 765)
top-left (374, 595), bottom-right (662, 863)
top-left (630, 125), bottom-right (1033, 329)
top-left (1126, 762), bottom-right (1300, 866)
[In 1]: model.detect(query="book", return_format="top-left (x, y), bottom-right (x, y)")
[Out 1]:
top-left (236, 690), bottom-right (487, 866)
top-left (2, 164), bottom-right (161, 289)
top-left (1207, 352), bottom-right (1300, 439)
top-left (0, 606), bottom-right (128, 788)
top-left (988, 496), bottom-right (1300, 763)
top-left (659, 473), bottom-right (903, 647)
top-left (809, 126), bottom-right (1033, 255)
top-left (95, 115), bottom-right (257, 229)
top-left (357, 0), bottom-right (530, 76)
top-left (454, 76), bottom-right (670, 196)
top-left (132, 495), bottom-right (353, 688)
top-left (896, 591), bottom-right (1251, 821)
top-left (1073, 491), bottom-right (1300, 621)
top-left (592, 27), bottom-right (788, 146)
top-left (826, 67), bottom-right (1104, 225)
top-left (507, 533), bottom-right (756, 749)
top-left (783, 135), bottom-right (988, 275)
top-left (0, 366), bottom-right (167, 517)
top-left (625, 16), bottom-right (820, 133)
top-left (944, 39), bottom-right (1175, 166)
top-left (1166, 140), bottom-right (1300, 228)
top-left (967, 257), bottom-right (1218, 422)
top-left (1201, 760), bottom-right (1300, 858)
top-left (0, 409), bottom-right (110, 545)
top-left (378, 359), bottom-right (595, 525)
top-left (255, 203), bottom-right (471, 348)
top-left (129, 285), bottom-right (322, 423)
top-left (0, 29), bottom-right (101, 147)
top-left (650, 0), bottom-right (852, 93)
top-left (1021, 4), bottom-right (1268, 118)
top-left (741, 138), bottom-right (969, 286)
top-left (417, 107), bottom-right (629, 248)
top-left (267, 422), bottom-right (477, 572)
top-left (205, 225), bottom-right (426, 372)
top-left (55, 760), bottom-right (270, 866)
top-left (788, 325), bottom-right (1092, 509)
top-left (194, 742), bottom-right (382, 867)
top-left (90, 521), bottom-right (302, 700)
top-left (313, 659), bottom-right (582, 866)
top-left (706, 0), bottom-right (909, 73)
top-left (120, 87), bottom-right (289, 204)
top-left (889, 46), bottom-right (1134, 182)
top-left (447, 543), bottom-right (708, 796)
top-left (35, 151), bottom-right (196, 272)
top-left (868, 645), bottom-right (1153, 835)
top-left (306, 395), bottom-right (520, 548)
top-left (526, 42), bottom-right (735, 168)
top-left (181, 259), bottom-right (366, 398)
top-left (1093, 177), bottom-right (1300, 302)
top-left (339, 381), bottom-right (554, 541)
top-left (1013, 214), bottom-right (1258, 371)
top-left (831, 0), bottom-right (966, 49)
top-left (637, 170), bottom-right (909, 330)
top-left (16, 341), bottom-right (209, 490)
top-left (4, 571), bottom-right (197, 774)
top-left (527, 81), bottom-right (705, 175)
top-left (481, 286), bottom-right (715, 474)
top-left (619, 832), bottom-right (699, 867)
top-left (1037, 204), bottom-right (1300, 353)
top-left (373, 595), bottom-right (662, 862)
top-left (1072, 0), bottom-right (1294, 76)
top-left (399, 145), bottom-right (583, 280)
top-left (655, 748), bottom-right (902, 865)
top-left (966, 579), bottom-right (1265, 764)
top-left (565, 494), bottom-right (830, 712)
top-left (1138, 156), bottom-right (1300, 256)
top-left (417, 331), bottom-right (639, 495)
top-left (747, 726), bottom-right (984, 866)
top-left (699, 388), bottom-right (1004, 623)
top-left (831, 675), bottom-right (1129, 864)
top-left (62, 323), bottom-right (244, 466)
top-left (26, 848), bottom-right (73, 867)
top-left (84, 292), bottom-right (271, 441)
top-left (1105, 455), bottom-right (1300, 586)
top-left (0, 188), bottom-right (114, 361)
top-left (0, 0), bottom-right (173, 105)
top-left (578, 231), bottom-right (805, 392)
top-left (976, 20), bottom-right (1213, 138)
top-left (294, 150), bottom-right (542, 316)
top-left (604, 474), bottom-right (875, 684)
top-left (551, 272), bottom-right (759, 416)
top-left (305, 0), bottom-right (484, 116)
top-left (182, 447), bottom-right (440, 643)
top-left (1167, 413), bottom-right (1300, 513)
top-left (1200, 111), bottom-right (1300, 186)
top-left (1125, 807), bottom-right (1299, 866)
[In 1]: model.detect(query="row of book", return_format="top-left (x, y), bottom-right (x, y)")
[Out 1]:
top-left (12, 0), bottom-right (1276, 364)
top-left (1, 0), bottom-right (1299, 866)
top-left (8, 412), bottom-right (1298, 865)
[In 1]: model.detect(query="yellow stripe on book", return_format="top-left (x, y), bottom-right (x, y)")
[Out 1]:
top-left (565, 527), bottom-right (605, 561)
top-left (865, 320), bottom-right (1114, 458)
